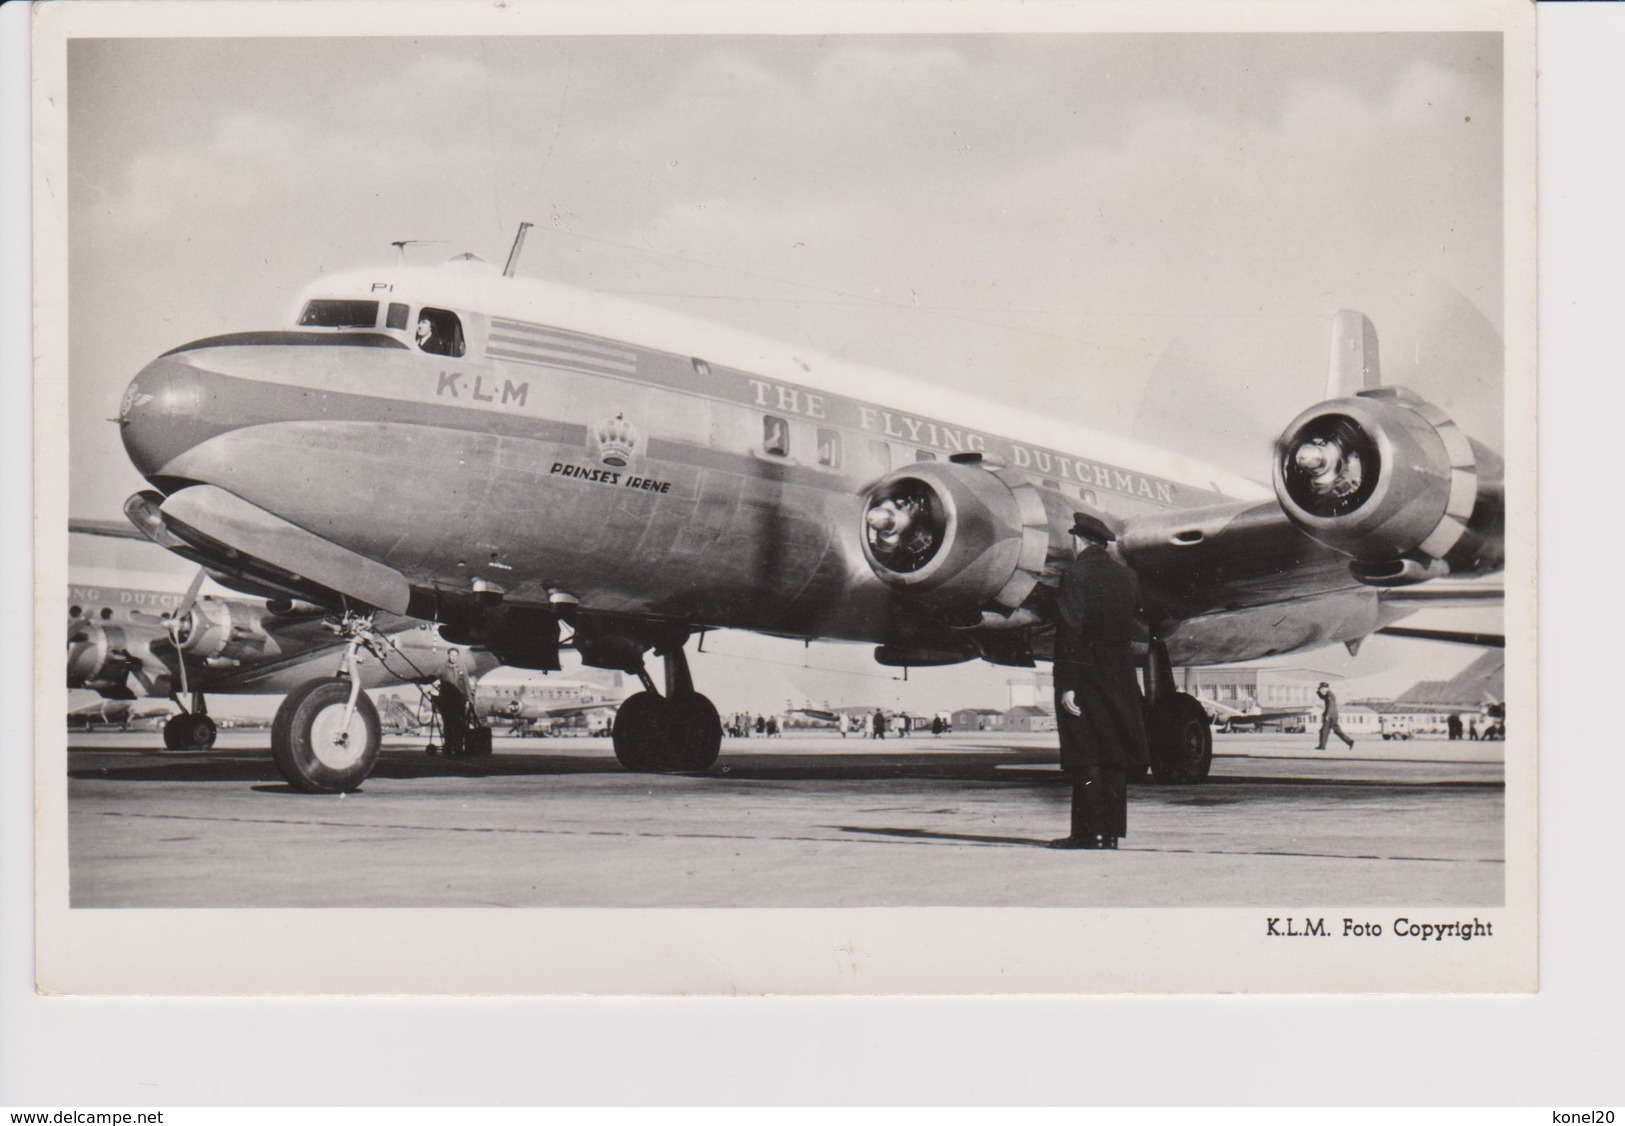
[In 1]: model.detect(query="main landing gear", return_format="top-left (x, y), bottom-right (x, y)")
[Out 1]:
top-left (270, 615), bottom-right (382, 794)
top-left (163, 690), bottom-right (218, 750)
top-left (611, 641), bottom-right (721, 774)
top-left (1142, 639), bottom-right (1213, 784)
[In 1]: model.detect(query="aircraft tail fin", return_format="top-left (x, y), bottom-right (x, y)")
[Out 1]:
top-left (1326, 309), bottom-right (1381, 399)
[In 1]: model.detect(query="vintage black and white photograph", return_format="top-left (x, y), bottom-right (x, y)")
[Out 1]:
top-left (33, 1), bottom-right (1535, 995)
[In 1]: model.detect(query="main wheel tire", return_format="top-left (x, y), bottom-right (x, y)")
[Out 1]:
top-left (162, 712), bottom-right (217, 750)
top-left (660, 694), bottom-right (721, 772)
top-left (271, 677), bottom-right (381, 793)
top-left (611, 692), bottom-right (723, 773)
top-left (611, 691), bottom-right (669, 772)
top-left (189, 714), bottom-right (218, 749)
top-left (1147, 692), bottom-right (1213, 784)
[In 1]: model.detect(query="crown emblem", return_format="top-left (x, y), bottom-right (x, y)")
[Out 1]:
top-left (591, 412), bottom-right (640, 467)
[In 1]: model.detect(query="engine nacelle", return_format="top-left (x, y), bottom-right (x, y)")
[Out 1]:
top-left (67, 622), bottom-right (165, 697)
top-left (67, 622), bottom-right (134, 694)
top-left (1273, 388), bottom-right (1503, 581)
top-left (173, 597), bottom-right (276, 662)
top-left (859, 456), bottom-right (1052, 616)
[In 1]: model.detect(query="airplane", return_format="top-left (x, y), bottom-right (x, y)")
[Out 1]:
top-left (67, 696), bottom-right (173, 732)
top-left (476, 680), bottom-right (623, 735)
top-left (109, 230), bottom-right (1505, 792)
top-left (67, 536), bottom-right (498, 750)
top-left (1197, 698), bottom-right (1314, 734)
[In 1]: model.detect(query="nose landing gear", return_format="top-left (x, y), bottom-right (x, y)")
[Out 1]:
top-left (610, 641), bottom-right (721, 774)
top-left (270, 614), bottom-right (383, 793)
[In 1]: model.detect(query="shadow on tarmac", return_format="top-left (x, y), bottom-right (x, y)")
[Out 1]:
top-left (68, 743), bottom-right (1503, 796)
top-left (831, 825), bottom-right (1047, 847)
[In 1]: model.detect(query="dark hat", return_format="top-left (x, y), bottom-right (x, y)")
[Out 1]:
top-left (1317, 682), bottom-right (1329, 689)
top-left (1068, 512), bottom-right (1117, 542)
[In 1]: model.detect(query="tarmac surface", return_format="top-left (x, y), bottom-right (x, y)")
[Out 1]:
top-left (65, 730), bottom-right (1506, 908)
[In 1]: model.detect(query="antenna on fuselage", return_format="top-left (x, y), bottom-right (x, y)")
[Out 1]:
top-left (390, 239), bottom-right (447, 264)
top-left (503, 221), bottom-right (534, 278)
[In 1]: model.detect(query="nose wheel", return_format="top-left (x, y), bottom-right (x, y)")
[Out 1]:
top-left (272, 677), bottom-right (381, 792)
top-left (610, 642), bottom-right (721, 773)
top-left (269, 615), bottom-right (385, 793)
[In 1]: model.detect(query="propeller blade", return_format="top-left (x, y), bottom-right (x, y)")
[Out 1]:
top-left (175, 568), bottom-right (208, 621)
top-left (167, 568), bottom-right (209, 700)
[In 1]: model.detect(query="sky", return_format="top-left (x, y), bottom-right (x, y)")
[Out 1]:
top-left (61, 31), bottom-right (1507, 713)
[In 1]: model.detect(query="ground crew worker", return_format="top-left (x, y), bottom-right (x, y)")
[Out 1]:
top-left (433, 647), bottom-right (474, 756)
top-left (1316, 682), bottom-right (1355, 750)
top-left (1049, 513), bottom-right (1149, 851)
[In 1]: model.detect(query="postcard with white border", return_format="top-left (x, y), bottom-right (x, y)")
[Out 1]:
top-left (32, 0), bottom-right (1536, 995)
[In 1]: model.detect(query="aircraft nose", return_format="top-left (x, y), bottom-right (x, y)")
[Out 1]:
top-left (118, 355), bottom-right (207, 482)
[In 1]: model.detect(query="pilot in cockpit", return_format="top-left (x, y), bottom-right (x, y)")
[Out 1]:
top-left (415, 315), bottom-right (436, 351)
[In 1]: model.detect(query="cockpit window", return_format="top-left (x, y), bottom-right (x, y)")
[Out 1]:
top-left (298, 299), bottom-right (380, 328)
top-left (386, 302), bottom-right (410, 331)
top-left (415, 307), bottom-right (466, 358)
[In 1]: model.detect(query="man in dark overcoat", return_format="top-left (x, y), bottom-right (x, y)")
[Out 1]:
top-left (1049, 513), bottom-right (1150, 850)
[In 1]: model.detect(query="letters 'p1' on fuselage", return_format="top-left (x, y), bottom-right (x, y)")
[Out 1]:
top-left (116, 251), bottom-right (1504, 792)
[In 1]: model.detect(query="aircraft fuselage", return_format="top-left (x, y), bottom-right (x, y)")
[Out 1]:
top-left (118, 263), bottom-right (1391, 665)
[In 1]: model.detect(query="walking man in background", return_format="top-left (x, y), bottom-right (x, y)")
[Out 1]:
top-left (1049, 513), bottom-right (1149, 851)
top-left (1315, 681), bottom-right (1355, 750)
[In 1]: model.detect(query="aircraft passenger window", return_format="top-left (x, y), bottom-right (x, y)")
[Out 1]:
top-left (868, 440), bottom-right (891, 473)
top-left (415, 307), bottom-right (466, 358)
top-left (69, 605), bottom-right (82, 618)
top-left (816, 429), bottom-right (841, 469)
top-left (763, 416), bottom-right (790, 457)
top-left (386, 302), bottom-right (410, 331)
top-left (1078, 488), bottom-right (1097, 505)
top-left (915, 450), bottom-right (937, 462)
top-left (298, 300), bottom-right (380, 329)
top-left (692, 358), bottom-right (711, 378)
top-left (100, 608), bottom-right (114, 620)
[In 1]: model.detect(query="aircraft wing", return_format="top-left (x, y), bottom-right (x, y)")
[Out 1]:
top-left (1374, 580), bottom-right (1504, 605)
top-left (1116, 498), bottom-right (1360, 621)
top-left (1115, 501), bottom-right (1504, 623)
top-left (1375, 625), bottom-right (1504, 648)
top-left (69, 517), bottom-right (149, 541)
